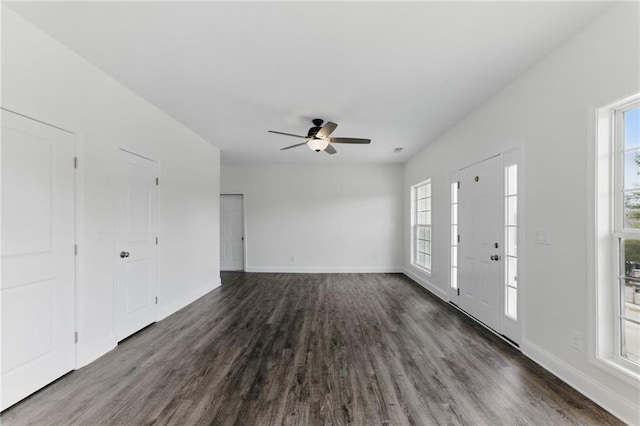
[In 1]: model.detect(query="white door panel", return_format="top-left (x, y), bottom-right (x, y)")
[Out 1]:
top-left (458, 155), bottom-right (502, 332)
top-left (220, 195), bottom-right (244, 271)
top-left (114, 150), bottom-right (158, 341)
top-left (1, 110), bottom-right (75, 410)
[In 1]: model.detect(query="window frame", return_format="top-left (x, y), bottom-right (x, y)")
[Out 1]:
top-left (612, 100), bottom-right (640, 368)
top-left (411, 179), bottom-right (432, 273)
top-left (592, 93), bottom-right (640, 384)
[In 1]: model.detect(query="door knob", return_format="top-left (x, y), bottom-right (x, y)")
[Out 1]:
top-left (120, 251), bottom-right (130, 258)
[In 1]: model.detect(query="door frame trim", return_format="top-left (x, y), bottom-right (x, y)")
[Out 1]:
top-left (220, 193), bottom-right (247, 272)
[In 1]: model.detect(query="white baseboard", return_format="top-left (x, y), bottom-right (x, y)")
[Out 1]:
top-left (75, 280), bottom-right (221, 370)
top-left (244, 266), bottom-right (403, 273)
top-left (522, 338), bottom-right (639, 425)
top-left (157, 281), bottom-right (218, 321)
top-left (402, 267), bottom-right (447, 300)
top-left (75, 334), bottom-right (117, 369)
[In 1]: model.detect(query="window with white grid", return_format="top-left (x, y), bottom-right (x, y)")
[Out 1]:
top-left (594, 93), bottom-right (640, 379)
top-left (412, 180), bottom-right (432, 272)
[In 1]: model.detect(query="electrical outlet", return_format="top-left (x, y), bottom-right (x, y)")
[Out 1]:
top-left (535, 229), bottom-right (552, 245)
top-left (570, 330), bottom-right (583, 351)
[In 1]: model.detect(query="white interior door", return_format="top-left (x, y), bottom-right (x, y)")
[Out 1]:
top-left (1, 110), bottom-right (75, 410)
top-left (220, 194), bottom-right (244, 271)
top-left (458, 155), bottom-right (503, 332)
top-left (114, 149), bottom-right (158, 341)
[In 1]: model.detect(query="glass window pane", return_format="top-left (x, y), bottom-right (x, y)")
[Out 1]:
top-left (622, 319), bottom-right (639, 364)
top-left (426, 197), bottom-right (431, 211)
top-left (424, 254), bottom-right (432, 270)
top-left (624, 239), bottom-right (640, 276)
top-left (425, 211), bottom-right (431, 225)
top-left (417, 185), bottom-right (425, 199)
top-left (624, 107), bottom-right (640, 150)
top-left (506, 165), bottom-right (517, 196)
top-left (417, 252), bottom-right (425, 266)
top-left (623, 284), bottom-right (640, 319)
top-left (507, 196), bottom-right (517, 226)
top-left (624, 191), bottom-right (640, 229)
top-left (623, 150), bottom-right (640, 189)
top-left (417, 226), bottom-right (425, 240)
top-left (418, 198), bottom-right (426, 212)
top-left (622, 281), bottom-right (640, 304)
top-left (425, 183), bottom-right (431, 197)
top-left (424, 226), bottom-right (431, 242)
top-left (506, 287), bottom-right (517, 319)
top-left (451, 266), bottom-right (458, 289)
top-left (417, 212), bottom-right (426, 225)
top-left (507, 256), bottom-right (517, 288)
top-left (417, 239), bottom-right (425, 253)
top-left (506, 227), bottom-right (517, 257)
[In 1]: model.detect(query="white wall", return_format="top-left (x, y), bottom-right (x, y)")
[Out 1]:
top-left (222, 164), bottom-right (403, 272)
top-left (2, 8), bottom-right (221, 367)
top-left (404, 4), bottom-right (639, 423)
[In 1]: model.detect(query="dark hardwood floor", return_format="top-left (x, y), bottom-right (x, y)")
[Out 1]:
top-left (1, 273), bottom-right (621, 425)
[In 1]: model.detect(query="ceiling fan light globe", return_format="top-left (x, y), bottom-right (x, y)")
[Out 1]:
top-left (307, 138), bottom-right (329, 152)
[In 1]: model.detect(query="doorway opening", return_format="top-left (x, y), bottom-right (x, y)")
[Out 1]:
top-left (220, 194), bottom-right (245, 271)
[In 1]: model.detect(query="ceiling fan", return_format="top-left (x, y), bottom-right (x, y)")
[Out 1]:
top-left (268, 118), bottom-right (371, 154)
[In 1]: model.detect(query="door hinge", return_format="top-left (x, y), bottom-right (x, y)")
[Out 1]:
top-left (457, 288), bottom-right (460, 296)
top-left (457, 181), bottom-right (460, 189)
top-left (74, 244), bottom-right (78, 256)
top-left (156, 177), bottom-right (159, 186)
top-left (155, 237), bottom-right (158, 245)
top-left (155, 296), bottom-right (158, 304)
top-left (74, 157), bottom-right (78, 169)
top-left (457, 234), bottom-right (460, 243)
top-left (74, 332), bottom-right (78, 343)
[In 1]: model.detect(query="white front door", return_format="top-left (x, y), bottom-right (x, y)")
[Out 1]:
top-left (1, 110), bottom-right (76, 410)
top-left (114, 149), bottom-right (158, 341)
top-left (220, 194), bottom-right (244, 271)
top-left (458, 155), bottom-right (503, 332)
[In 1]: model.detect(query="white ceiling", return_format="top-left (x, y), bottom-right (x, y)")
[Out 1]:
top-left (6, 1), bottom-right (611, 165)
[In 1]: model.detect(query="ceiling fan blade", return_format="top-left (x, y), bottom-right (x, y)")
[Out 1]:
top-left (268, 130), bottom-right (307, 139)
top-left (325, 144), bottom-right (337, 155)
top-left (280, 141), bottom-right (308, 151)
top-left (328, 137), bottom-right (371, 144)
top-left (316, 121), bottom-right (338, 139)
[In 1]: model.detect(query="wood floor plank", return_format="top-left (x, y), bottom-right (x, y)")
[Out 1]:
top-left (0, 272), bottom-right (623, 425)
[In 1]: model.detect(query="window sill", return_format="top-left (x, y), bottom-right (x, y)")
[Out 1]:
top-left (411, 263), bottom-right (432, 276)
top-left (591, 353), bottom-right (640, 388)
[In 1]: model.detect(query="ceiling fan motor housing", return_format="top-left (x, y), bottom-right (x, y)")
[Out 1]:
top-left (307, 127), bottom-right (321, 138)
top-left (307, 118), bottom-right (324, 138)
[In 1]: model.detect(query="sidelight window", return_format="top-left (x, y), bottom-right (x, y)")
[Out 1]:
top-left (451, 181), bottom-right (458, 289)
top-left (504, 164), bottom-right (518, 319)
